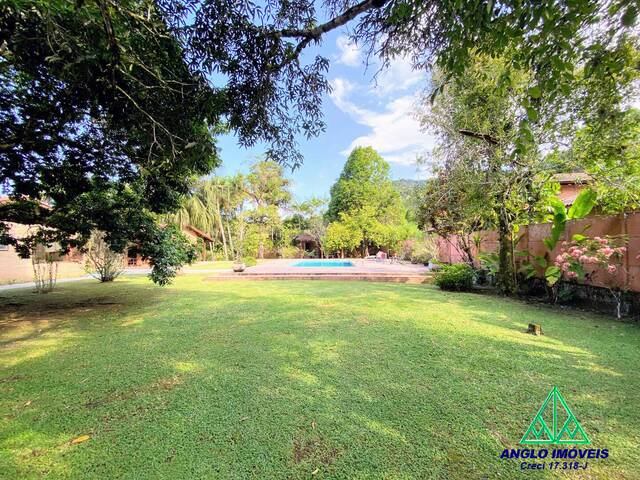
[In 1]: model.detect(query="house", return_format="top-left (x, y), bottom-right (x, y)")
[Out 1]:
top-left (0, 220), bottom-right (86, 285)
top-left (552, 172), bottom-right (592, 206)
top-left (0, 197), bottom-right (214, 282)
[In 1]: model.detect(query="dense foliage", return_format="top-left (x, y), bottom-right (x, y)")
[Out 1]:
top-left (325, 147), bottom-right (411, 257)
top-left (434, 264), bottom-right (475, 291)
top-left (2, 0), bottom-right (637, 284)
top-left (0, 0), bottom-right (220, 284)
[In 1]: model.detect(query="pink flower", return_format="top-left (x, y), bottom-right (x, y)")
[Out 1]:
top-left (615, 247), bottom-right (627, 254)
top-left (607, 265), bottom-right (617, 274)
top-left (601, 247), bottom-right (614, 258)
top-left (556, 254), bottom-right (564, 263)
top-left (579, 255), bottom-right (588, 263)
top-left (567, 271), bottom-right (578, 279)
top-left (599, 238), bottom-right (608, 245)
top-left (594, 236), bottom-right (601, 242)
top-left (562, 262), bottom-right (571, 272)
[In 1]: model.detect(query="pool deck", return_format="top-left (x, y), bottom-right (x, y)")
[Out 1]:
top-left (204, 259), bottom-right (432, 283)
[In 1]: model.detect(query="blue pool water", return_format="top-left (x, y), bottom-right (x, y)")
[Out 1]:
top-left (293, 260), bottom-right (354, 267)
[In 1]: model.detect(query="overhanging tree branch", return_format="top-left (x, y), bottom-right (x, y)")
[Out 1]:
top-left (459, 129), bottom-right (499, 145)
top-left (271, 0), bottom-right (390, 40)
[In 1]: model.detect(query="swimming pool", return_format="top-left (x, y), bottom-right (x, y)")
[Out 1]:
top-left (293, 260), bottom-right (354, 267)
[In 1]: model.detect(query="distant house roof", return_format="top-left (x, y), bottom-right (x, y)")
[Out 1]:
top-left (294, 233), bottom-right (316, 243)
top-left (552, 172), bottom-right (593, 184)
top-left (182, 225), bottom-right (214, 243)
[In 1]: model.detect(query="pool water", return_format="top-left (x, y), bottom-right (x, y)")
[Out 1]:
top-left (293, 260), bottom-right (354, 267)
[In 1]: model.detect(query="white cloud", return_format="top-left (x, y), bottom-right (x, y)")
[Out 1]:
top-left (369, 56), bottom-right (425, 96)
top-left (335, 36), bottom-right (361, 67)
top-left (329, 77), bottom-right (435, 167)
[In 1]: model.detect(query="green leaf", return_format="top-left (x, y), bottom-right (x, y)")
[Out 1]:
top-left (534, 256), bottom-right (547, 268)
top-left (571, 233), bottom-right (586, 242)
top-left (570, 263), bottom-right (585, 280)
top-left (621, 5), bottom-right (637, 27)
top-left (567, 188), bottom-right (597, 219)
top-left (519, 262), bottom-right (537, 279)
top-left (526, 107), bottom-right (539, 122)
top-left (545, 265), bottom-right (561, 286)
top-left (543, 237), bottom-right (555, 251)
top-left (528, 86), bottom-right (542, 98)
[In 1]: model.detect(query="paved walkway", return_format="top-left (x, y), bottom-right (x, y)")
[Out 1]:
top-left (0, 268), bottom-right (151, 292)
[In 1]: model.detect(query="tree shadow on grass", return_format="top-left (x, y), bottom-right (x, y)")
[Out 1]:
top-left (1, 279), bottom-right (639, 479)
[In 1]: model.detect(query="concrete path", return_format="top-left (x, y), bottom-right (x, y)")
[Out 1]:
top-left (0, 268), bottom-right (151, 292)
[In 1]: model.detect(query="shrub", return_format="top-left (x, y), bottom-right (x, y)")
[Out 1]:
top-left (279, 245), bottom-right (300, 258)
top-left (243, 256), bottom-right (257, 267)
top-left (84, 231), bottom-right (125, 282)
top-left (31, 244), bottom-right (60, 293)
top-left (434, 263), bottom-right (474, 291)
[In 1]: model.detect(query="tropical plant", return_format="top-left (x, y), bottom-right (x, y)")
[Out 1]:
top-left (243, 161), bottom-right (292, 259)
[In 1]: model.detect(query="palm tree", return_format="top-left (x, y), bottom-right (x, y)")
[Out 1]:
top-left (164, 177), bottom-right (247, 261)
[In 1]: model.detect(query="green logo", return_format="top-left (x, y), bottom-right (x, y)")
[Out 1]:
top-left (521, 386), bottom-right (590, 445)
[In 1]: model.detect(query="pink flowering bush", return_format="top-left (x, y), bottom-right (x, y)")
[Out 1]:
top-left (552, 235), bottom-right (627, 282)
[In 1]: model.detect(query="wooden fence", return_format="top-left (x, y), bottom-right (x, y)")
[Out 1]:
top-left (436, 212), bottom-right (640, 292)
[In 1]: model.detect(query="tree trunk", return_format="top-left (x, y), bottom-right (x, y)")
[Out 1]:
top-left (215, 198), bottom-right (228, 260)
top-left (225, 220), bottom-right (235, 259)
top-left (497, 208), bottom-right (516, 295)
top-left (457, 235), bottom-right (475, 267)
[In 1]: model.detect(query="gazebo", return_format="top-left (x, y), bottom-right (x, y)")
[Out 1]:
top-left (293, 233), bottom-right (319, 257)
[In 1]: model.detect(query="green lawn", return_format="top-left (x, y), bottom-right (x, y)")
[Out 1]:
top-left (1, 276), bottom-right (638, 479)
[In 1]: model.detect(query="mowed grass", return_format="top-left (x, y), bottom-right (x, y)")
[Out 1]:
top-left (0, 276), bottom-right (639, 479)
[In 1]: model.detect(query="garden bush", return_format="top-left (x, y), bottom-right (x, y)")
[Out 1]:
top-left (434, 263), bottom-right (474, 291)
top-left (279, 245), bottom-right (300, 259)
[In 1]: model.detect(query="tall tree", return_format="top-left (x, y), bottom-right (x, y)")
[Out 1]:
top-left (327, 147), bottom-right (406, 256)
top-left (416, 56), bottom-right (554, 293)
top-left (3, 0), bottom-right (637, 282)
top-left (327, 147), bottom-right (404, 222)
top-left (243, 161), bottom-right (292, 259)
top-left (0, 0), bottom-right (221, 284)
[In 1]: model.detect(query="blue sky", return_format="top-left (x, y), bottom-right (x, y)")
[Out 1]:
top-left (213, 28), bottom-right (436, 202)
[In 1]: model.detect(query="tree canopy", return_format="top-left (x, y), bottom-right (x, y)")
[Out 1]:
top-left (327, 147), bottom-right (404, 223)
top-left (2, 0), bottom-right (638, 283)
